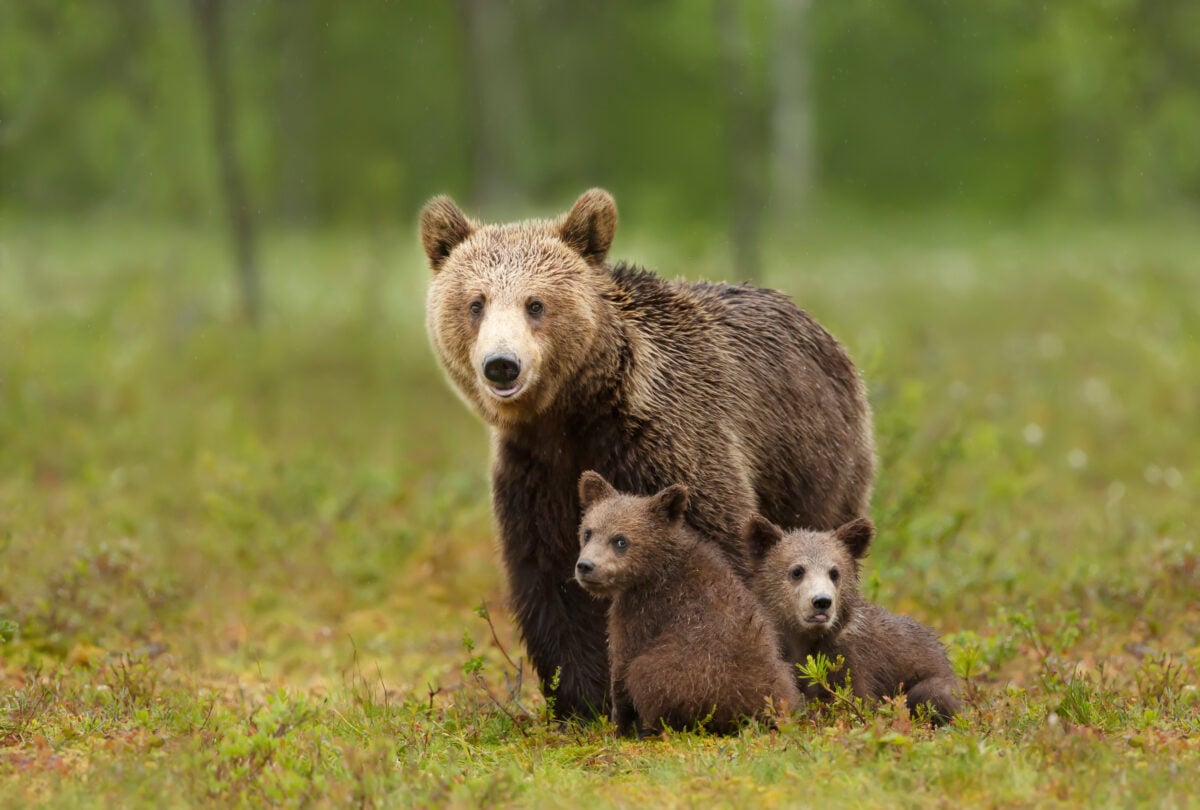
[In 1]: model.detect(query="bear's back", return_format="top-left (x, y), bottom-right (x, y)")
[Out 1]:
top-left (607, 263), bottom-right (873, 530)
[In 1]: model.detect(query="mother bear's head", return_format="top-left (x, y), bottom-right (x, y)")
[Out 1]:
top-left (420, 189), bottom-right (619, 427)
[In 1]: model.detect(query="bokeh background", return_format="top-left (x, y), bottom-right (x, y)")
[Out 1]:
top-left (5, 1), bottom-right (1200, 272)
top-left (1, 2), bottom-right (1198, 805)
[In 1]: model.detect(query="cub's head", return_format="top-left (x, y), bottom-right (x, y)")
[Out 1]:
top-left (573, 471), bottom-right (689, 597)
top-left (420, 189), bottom-right (618, 427)
top-left (744, 516), bottom-right (874, 637)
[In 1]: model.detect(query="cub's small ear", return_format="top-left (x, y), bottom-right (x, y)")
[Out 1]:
top-left (743, 515), bottom-right (783, 561)
top-left (835, 518), bottom-right (875, 560)
top-left (559, 188), bottom-right (617, 264)
top-left (419, 195), bottom-right (474, 271)
top-left (579, 470), bottom-right (617, 510)
top-left (651, 483), bottom-right (689, 524)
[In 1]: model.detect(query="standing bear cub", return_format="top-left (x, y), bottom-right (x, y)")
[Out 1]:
top-left (745, 516), bottom-right (962, 725)
top-left (576, 472), bottom-right (800, 735)
top-left (421, 188), bottom-right (874, 717)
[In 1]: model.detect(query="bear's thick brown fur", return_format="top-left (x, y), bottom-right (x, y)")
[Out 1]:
top-left (745, 516), bottom-right (962, 725)
top-left (421, 189), bottom-right (874, 717)
top-left (575, 472), bottom-right (800, 735)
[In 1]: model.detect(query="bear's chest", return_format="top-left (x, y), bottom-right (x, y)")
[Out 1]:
top-left (493, 415), bottom-right (657, 566)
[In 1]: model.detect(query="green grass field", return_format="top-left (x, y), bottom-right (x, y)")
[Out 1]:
top-left (1, 216), bottom-right (1197, 807)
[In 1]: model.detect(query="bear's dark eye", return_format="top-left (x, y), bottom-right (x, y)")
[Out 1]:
top-left (612, 534), bottom-right (629, 552)
top-left (468, 299), bottom-right (484, 316)
top-left (789, 565), bottom-right (805, 581)
top-left (830, 568), bottom-right (840, 582)
top-left (527, 299), bottom-right (544, 317)
top-left (582, 529), bottom-right (592, 543)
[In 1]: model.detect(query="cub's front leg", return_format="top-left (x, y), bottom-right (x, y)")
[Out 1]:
top-left (609, 672), bottom-right (638, 736)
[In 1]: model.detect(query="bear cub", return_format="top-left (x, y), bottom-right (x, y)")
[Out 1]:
top-left (576, 471), bottom-right (800, 736)
top-left (745, 516), bottom-right (962, 725)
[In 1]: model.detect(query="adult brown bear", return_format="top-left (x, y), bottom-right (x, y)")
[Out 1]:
top-left (421, 189), bottom-right (874, 717)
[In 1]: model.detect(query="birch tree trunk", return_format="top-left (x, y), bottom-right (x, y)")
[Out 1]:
top-left (716, 0), bottom-right (764, 282)
top-left (191, 0), bottom-right (262, 325)
top-left (458, 0), bottom-right (531, 214)
top-left (770, 0), bottom-right (815, 219)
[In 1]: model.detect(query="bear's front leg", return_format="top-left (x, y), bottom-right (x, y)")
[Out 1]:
top-left (506, 567), bottom-right (611, 718)
top-left (609, 671), bottom-right (638, 736)
top-left (493, 454), bottom-right (610, 719)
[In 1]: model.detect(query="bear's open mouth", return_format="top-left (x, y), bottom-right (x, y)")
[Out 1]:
top-left (488, 382), bottom-right (524, 400)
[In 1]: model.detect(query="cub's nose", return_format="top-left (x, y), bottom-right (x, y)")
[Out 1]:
top-left (483, 353), bottom-right (520, 384)
top-left (812, 595), bottom-right (832, 610)
top-left (576, 559), bottom-right (595, 577)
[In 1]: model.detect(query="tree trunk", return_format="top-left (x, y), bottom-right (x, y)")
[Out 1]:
top-left (190, 0), bottom-right (262, 325)
top-left (277, 0), bottom-right (317, 226)
top-left (457, 0), bottom-right (531, 214)
top-left (770, 0), bottom-right (815, 219)
top-left (715, 0), bottom-right (764, 283)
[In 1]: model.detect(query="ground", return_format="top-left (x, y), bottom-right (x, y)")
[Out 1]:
top-left (0, 215), bottom-right (1197, 808)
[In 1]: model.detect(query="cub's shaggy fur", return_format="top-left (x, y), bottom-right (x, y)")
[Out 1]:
top-left (575, 472), bottom-right (800, 735)
top-left (746, 516), bottom-right (962, 724)
top-left (421, 188), bottom-right (874, 716)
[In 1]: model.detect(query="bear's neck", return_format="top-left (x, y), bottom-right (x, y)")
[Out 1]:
top-left (565, 274), bottom-right (640, 415)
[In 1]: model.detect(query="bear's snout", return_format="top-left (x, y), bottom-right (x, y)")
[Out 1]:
top-left (812, 595), bottom-right (832, 610)
top-left (483, 353), bottom-right (521, 385)
top-left (575, 558), bottom-right (595, 577)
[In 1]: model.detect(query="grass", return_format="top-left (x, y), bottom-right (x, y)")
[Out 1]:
top-left (1, 213), bottom-right (1197, 807)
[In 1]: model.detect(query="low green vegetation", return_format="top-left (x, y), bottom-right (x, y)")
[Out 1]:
top-left (1, 217), bottom-right (1197, 807)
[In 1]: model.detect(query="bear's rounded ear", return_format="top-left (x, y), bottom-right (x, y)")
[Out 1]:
top-left (743, 515), bottom-right (783, 561)
top-left (559, 188), bottom-right (617, 265)
top-left (419, 195), bottom-right (474, 272)
top-left (651, 483), bottom-right (689, 524)
top-left (835, 518), bottom-right (875, 560)
top-left (579, 470), bottom-right (617, 510)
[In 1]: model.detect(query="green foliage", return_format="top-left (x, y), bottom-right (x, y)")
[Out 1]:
top-left (797, 652), bottom-right (868, 723)
top-left (0, 620), bottom-right (18, 645)
top-left (14, 540), bottom-right (183, 656)
top-left (2, 1), bottom-right (1198, 224)
top-left (202, 691), bottom-right (322, 804)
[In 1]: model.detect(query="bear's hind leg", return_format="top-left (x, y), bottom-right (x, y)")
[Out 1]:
top-left (904, 676), bottom-right (963, 726)
top-left (624, 638), bottom-right (742, 735)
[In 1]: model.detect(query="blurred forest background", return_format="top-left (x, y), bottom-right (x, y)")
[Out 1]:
top-left (4, 0), bottom-right (1199, 309)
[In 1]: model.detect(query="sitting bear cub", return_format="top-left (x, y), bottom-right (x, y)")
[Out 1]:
top-left (744, 515), bottom-right (962, 725)
top-left (575, 471), bottom-right (800, 735)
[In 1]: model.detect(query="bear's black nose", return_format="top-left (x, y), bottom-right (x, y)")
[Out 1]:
top-left (576, 559), bottom-right (595, 576)
top-left (812, 595), bottom-right (832, 610)
top-left (483, 353), bottom-right (521, 384)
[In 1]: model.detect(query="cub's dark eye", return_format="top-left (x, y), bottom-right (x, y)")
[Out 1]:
top-left (789, 565), bottom-right (805, 581)
top-left (527, 299), bottom-right (544, 317)
top-left (582, 529), bottom-right (592, 543)
top-left (830, 568), bottom-right (840, 582)
top-left (612, 534), bottom-right (629, 551)
top-left (468, 300), bottom-right (484, 316)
